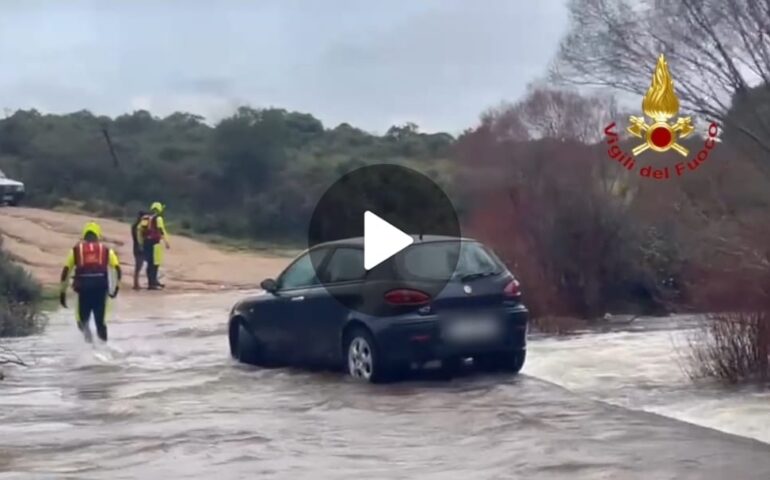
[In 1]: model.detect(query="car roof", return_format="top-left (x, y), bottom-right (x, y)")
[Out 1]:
top-left (310, 234), bottom-right (478, 250)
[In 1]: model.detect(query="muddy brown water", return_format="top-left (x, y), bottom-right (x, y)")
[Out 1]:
top-left (2, 292), bottom-right (770, 479)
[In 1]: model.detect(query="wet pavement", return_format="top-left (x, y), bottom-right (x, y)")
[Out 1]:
top-left (2, 293), bottom-right (770, 479)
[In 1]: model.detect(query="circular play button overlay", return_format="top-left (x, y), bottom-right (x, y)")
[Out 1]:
top-left (307, 164), bottom-right (461, 317)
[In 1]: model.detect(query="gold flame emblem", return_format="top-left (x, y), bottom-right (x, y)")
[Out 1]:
top-left (627, 54), bottom-right (693, 156)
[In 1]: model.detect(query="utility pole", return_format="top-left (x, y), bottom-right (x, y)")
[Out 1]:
top-left (101, 126), bottom-right (120, 169)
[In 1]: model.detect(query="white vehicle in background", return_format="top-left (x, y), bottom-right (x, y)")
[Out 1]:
top-left (0, 168), bottom-right (25, 206)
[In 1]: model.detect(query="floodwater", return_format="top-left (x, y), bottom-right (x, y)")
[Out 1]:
top-left (2, 292), bottom-right (770, 480)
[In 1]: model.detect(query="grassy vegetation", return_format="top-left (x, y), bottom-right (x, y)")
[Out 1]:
top-left (0, 238), bottom-right (47, 337)
top-left (687, 312), bottom-right (770, 384)
top-left (40, 287), bottom-right (60, 313)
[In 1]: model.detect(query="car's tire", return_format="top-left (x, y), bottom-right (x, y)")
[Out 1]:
top-left (230, 318), bottom-right (262, 366)
top-left (474, 349), bottom-right (526, 374)
top-left (439, 356), bottom-right (463, 380)
top-left (344, 327), bottom-right (393, 384)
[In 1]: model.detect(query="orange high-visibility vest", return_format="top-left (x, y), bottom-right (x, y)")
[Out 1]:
top-left (142, 214), bottom-right (163, 242)
top-left (73, 241), bottom-right (109, 291)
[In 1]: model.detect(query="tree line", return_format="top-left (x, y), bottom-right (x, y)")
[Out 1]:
top-left (0, 108), bottom-right (454, 242)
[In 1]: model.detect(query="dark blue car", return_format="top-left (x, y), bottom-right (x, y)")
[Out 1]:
top-left (228, 236), bottom-right (528, 383)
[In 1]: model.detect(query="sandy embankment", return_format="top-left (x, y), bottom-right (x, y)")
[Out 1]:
top-left (0, 207), bottom-right (291, 292)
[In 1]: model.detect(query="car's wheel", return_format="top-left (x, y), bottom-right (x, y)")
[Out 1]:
top-left (230, 318), bottom-right (262, 366)
top-left (439, 356), bottom-right (463, 379)
top-left (474, 349), bottom-right (526, 374)
top-left (345, 327), bottom-right (392, 383)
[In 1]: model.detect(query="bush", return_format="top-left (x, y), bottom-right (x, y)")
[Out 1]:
top-left (680, 216), bottom-right (770, 383)
top-left (454, 87), bottom-right (687, 321)
top-left (0, 239), bottom-right (47, 337)
top-left (686, 311), bottom-right (770, 383)
top-left (457, 135), bottom-right (675, 320)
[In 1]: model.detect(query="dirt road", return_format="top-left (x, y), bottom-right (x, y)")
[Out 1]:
top-left (0, 207), bottom-right (291, 291)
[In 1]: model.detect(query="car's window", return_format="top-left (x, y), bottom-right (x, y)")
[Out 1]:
top-left (324, 247), bottom-right (365, 283)
top-left (455, 244), bottom-right (502, 277)
top-left (0, 169), bottom-right (6, 179)
top-left (279, 252), bottom-right (321, 290)
top-left (396, 241), bottom-right (503, 281)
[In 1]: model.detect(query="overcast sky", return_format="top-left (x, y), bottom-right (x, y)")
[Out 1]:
top-left (0, 0), bottom-right (569, 134)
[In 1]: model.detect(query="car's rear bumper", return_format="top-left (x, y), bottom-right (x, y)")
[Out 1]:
top-left (1, 190), bottom-right (23, 204)
top-left (373, 304), bottom-right (528, 365)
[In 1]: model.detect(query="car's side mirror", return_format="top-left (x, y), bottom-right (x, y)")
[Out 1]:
top-left (261, 278), bottom-right (278, 293)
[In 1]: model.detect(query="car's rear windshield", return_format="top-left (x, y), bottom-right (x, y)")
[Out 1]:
top-left (395, 241), bottom-right (504, 281)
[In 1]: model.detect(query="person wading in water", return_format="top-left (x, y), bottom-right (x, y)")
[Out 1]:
top-left (139, 202), bottom-right (171, 290)
top-left (59, 221), bottom-right (121, 342)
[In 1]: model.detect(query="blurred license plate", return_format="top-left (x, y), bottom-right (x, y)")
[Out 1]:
top-left (444, 315), bottom-right (499, 342)
top-left (2, 195), bottom-right (12, 201)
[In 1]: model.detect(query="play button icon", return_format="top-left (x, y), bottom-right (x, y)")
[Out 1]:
top-left (363, 211), bottom-right (414, 270)
top-left (307, 164), bottom-right (461, 316)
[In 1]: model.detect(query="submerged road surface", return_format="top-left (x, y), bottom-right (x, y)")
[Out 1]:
top-left (2, 292), bottom-right (770, 480)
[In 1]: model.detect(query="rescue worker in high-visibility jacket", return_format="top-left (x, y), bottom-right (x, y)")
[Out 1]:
top-left (140, 202), bottom-right (170, 290)
top-left (59, 222), bottom-right (121, 343)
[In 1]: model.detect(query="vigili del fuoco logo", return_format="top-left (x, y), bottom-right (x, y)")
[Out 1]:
top-left (603, 54), bottom-right (720, 180)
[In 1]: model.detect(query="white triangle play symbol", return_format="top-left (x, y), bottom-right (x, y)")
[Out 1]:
top-left (364, 211), bottom-right (414, 270)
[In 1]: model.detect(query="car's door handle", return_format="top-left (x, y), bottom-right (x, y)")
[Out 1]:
top-left (290, 296), bottom-right (305, 302)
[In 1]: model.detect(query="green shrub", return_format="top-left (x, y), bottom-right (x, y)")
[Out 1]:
top-left (0, 239), bottom-right (47, 337)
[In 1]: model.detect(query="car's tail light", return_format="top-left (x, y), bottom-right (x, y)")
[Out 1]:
top-left (384, 288), bottom-right (431, 306)
top-left (504, 279), bottom-right (522, 299)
